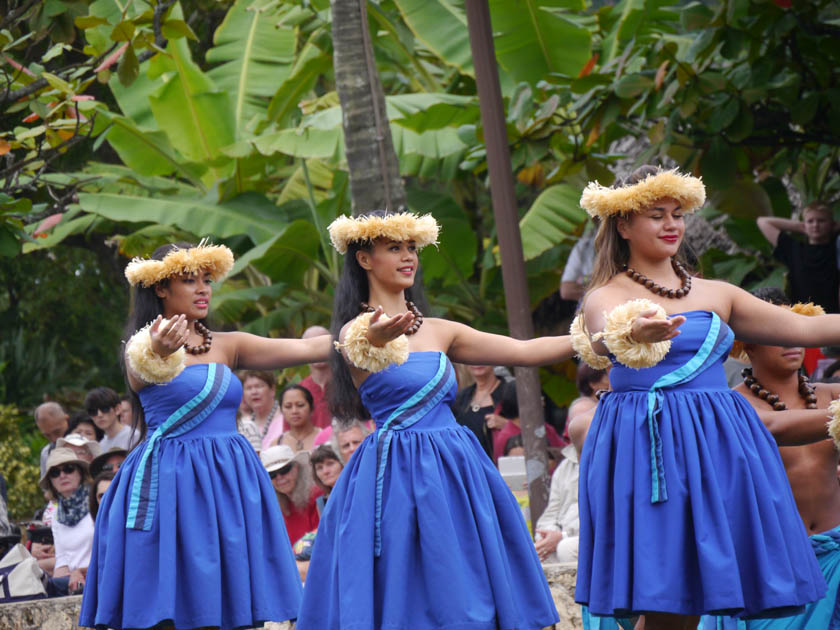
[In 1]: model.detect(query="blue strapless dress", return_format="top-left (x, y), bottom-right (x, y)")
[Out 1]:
top-left (296, 352), bottom-right (559, 630)
top-left (79, 363), bottom-right (302, 629)
top-left (575, 311), bottom-right (826, 618)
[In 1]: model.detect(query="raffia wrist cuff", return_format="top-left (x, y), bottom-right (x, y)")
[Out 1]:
top-left (827, 399), bottom-right (840, 450)
top-left (334, 312), bottom-right (409, 373)
top-left (125, 321), bottom-right (187, 384)
top-left (570, 313), bottom-right (612, 370)
top-left (597, 299), bottom-right (671, 369)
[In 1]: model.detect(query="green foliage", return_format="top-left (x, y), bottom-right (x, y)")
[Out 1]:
top-left (0, 405), bottom-right (43, 521)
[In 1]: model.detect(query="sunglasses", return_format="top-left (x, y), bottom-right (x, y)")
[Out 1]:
top-left (87, 406), bottom-right (115, 416)
top-left (49, 464), bottom-right (78, 478)
top-left (269, 464), bottom-right (294, 479)
top-left (101, 463), bottom-right (121, 473)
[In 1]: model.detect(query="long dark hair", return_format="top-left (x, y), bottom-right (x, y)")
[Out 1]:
top-left (328, 212), bottom-right (430, 422)
top-left (122, 242), bottom-right (213, 443)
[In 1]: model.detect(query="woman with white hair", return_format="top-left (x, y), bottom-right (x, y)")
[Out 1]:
top-left (261, 445), bottom-right (321, 546)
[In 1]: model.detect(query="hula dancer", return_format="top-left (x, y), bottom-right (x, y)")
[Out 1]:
top-left (573, 165), bottom-right (840, 629)
top-left (79, 242), bottom-right (331, 630)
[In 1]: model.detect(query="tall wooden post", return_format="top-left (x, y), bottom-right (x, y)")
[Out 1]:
top-left (464, 0), bottom-right (550, 525)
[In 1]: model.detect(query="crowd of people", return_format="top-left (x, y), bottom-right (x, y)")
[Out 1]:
top-left (1, 169), bottom-right (840, 630)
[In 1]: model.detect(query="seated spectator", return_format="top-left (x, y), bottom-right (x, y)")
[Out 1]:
top-left (560, 219), bottom-right (598, 303)
top-left (300, 325), bottom-right (333, 429)
top-left (89, 471), bottom-right (115, 521)
top-left (274, 385), bottom-right (320, 453)
top-left (260, 445), bottom-right (321, 546)
top-left (757, 201), bottom-right (840, 313)
top-left (567, 364), bottom-right (610, 428)
top-left (333, 419), bottom-right (372, 463)
top-left (451, 365), bottom-right (505, 458)
top-left (56, 433), bottom-right (101, 463)
top-left (85, 387), bottom-right (139, 451)
top-left (504, 434), bottom-right (525, 457)
top-left (67, 412), bottom-right (104, 442)
top-left (34, 402), bottom-right (69, 477)
top-left (534, 442), bottom-right (580, 564)
top-left (310, 444), bottom-right (344, 515)
top-left (39, 447), bottom-right (93, 594)
top-left (89, 447), bottom-right (128, 479)
top-left (117, 395), bottom-right (132, 426)
top-left (241, 370), bottom-right (285, 450)
top-left (492, 382), bottom-right (564, 462)
top-left (24, 522), bottom-right (55, 576)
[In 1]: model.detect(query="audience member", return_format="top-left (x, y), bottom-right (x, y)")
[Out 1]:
top-left (56, 433), bottom-right (101, 463)
top-left (534, 442), bottom-right (580, 564)
top-left (117, 395), bottom-right (132, 426)
top-left (757, 201), bottom-right (840, 313)
top-left (24, 522), bottom-right (55, 576)
top-left (67, 412), bottom-right (104, 442)
top-left (503, 434), bottom-right (525, 457)
top-left (299, 326), bottom-right (333, 429)
top-left (260, 445), bottom-right (321, 546)
top-left (34, 402), bottom-right (69, 477)
top-left (85, 387), bottom-right (139, 450)
top-left (451, 365), bottom-right (505, 458)
top-left (39, 447), bottom-right (93, 595)
top-left (274, 385), bottom-right (320, 453)
top-left (333, 419), bottom-right (371, 463)
top-left (560, 219), bottom-right (598, 302)
top-left (567, 364), bottom-right (610, 433)
top-left (310, 444), bottom-right (344, 515)
top-left (89, 471), bottom-right (115, 521)
top-left (89, 447), bottom-right (127, 479)
top-left (492, 382), bottom-right (564, 462)
top-left (241, 370), bottom-right (285, 450)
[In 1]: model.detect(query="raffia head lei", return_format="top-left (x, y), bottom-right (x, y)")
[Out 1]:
top-left (580, 168), bottom-right (706, 220)
top-left (124, 239), bottom-right (235, 288)
top-left (327, 212), bottom-right (440, 254)
top-left (730, 301), bottom-right (826, 363)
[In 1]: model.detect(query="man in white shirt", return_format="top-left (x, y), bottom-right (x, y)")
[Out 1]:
top-left (84, 387), bottom-right (139, 451)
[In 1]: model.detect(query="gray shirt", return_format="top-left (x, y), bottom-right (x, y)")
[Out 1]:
top-left (99, 424), bottom-right (140, 451)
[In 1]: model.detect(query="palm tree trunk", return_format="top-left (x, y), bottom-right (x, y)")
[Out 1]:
top-left (330, 0), bottom-right (406, 215)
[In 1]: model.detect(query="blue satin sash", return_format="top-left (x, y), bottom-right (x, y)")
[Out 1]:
top-left (372, 352), bottom-right (455, 556)
top-left (126, 363), bottom-right (231, 531)
top-left (644, 312), bottom-right (733, 504)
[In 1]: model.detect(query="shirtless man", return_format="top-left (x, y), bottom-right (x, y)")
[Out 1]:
top-left (702, 288), bottom-right (840, 629)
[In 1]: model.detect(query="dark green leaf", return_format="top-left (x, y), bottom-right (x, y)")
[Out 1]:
top-left (614, 74), bottom-right (653, 99)
top-left (700, 137), bottom-right (736, 189)
top-left (117, 42), bottom-right (139, 87)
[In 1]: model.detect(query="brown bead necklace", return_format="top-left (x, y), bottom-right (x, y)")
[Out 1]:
top-left (185, 320), bottom-right (213, 355)
top-left (624, 258), bottom-right (692, 299)
top-left (360, 300), bottom-right (424, 335)
top-left (741, 367), bottom-right (817, 411)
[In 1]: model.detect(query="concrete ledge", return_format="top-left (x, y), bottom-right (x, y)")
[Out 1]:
top-left (0, 565), bottom-right (581, 629)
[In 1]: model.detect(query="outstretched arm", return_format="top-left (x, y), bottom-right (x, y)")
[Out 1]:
top-left (728, 283), bottom-right (840, 348)
top-left (442, 320), bottom-right (573, 366)
top-left (756, 216), bottom-right (803, 248)
top-left (755, 407), bottom-right (831, 446)
top-left (231, 331), bottom-right (332, 371)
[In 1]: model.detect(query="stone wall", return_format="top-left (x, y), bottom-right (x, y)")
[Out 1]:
top-left (0, 564), bottom-right (582, 630)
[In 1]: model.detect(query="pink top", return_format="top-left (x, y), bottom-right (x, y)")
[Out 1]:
top-left (313, 426), bottom-right (332, 446)
top-left (492, 420), bottom-right (565, 462)
top-left (299, 375), bottom-right (332, 429)
top-left (261, 415), bottom-right (286, 451)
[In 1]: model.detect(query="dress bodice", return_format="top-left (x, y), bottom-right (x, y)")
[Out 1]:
top-left (609, 310), bottom-right (733, 393)
top-left (359, 352), bottom-right (457, 430)
top-left (138, 363), bottom-right (243, 434)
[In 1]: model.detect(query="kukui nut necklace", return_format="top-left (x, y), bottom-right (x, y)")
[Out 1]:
top-left (360, 300), bottom-right (424, 335)
top-left (185, 321), bottom-right (213, 355)
top-left (741, 367), bottom-right (817, 411)
top-left (624, 258), bottom-right (692, 299)
top-left (251, 400), bottom-right (279, 440)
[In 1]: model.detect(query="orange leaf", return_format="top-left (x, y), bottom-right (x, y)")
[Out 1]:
top-left (578, 54), bottom-right (599, 79)
top-left (56, 129), bottom-right (75, 141)
top-left (94, 42), bottom-right (128, 73)
top-left (34, 213), bottom-right (63, 236)
top-left (0, 140), bottom-right (10, 155)
top-left (22, 112), bottom-right (40, 123)
top-left (655, 61), bottom-right (669, 90)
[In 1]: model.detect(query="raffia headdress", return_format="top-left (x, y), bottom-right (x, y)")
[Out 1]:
top-left (580, 168), bottom-right (706, 220)
top-left (327, 212), bottom-right (439, 254)
top-left (730, 302), bottom-right (826, 362)
top-left (124, 239), bottom-right (234, 287)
